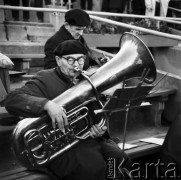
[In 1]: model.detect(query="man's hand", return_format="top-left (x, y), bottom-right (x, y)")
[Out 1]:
top-left (89, 124), bottom-right (107, 138)
top-left (100, 54), bottom-right (110, 64)
top-left (44, 101), bottom-right (68, 132)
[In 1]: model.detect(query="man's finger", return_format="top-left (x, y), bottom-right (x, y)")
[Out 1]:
top-left (101, 126), bottom-right (107, 132)
top-left (52, 118), bottom-right (56, 130)
top-left (92, 125), bottom-right (99, 134)
top-left (57, 116), bottom-right (65, 133)
top-left (62, 112), bottom-right (68, 126)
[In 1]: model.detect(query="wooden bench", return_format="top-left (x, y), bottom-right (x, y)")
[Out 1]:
top-left (124, 133), bottom-right (167, 179)
top-left (0, 87), bottom-right (175, 179)
top-left (0, 133), bottom-right (167, 180)
top-left (0, 107), bottom-right (21, 125)
top-left (146, 88), bottom-right (177, 126)
top-left (5, 47), bottom-right (110, 74)
top-left (0, 86), bottom-right (177, 124)
top-left (5, 54), bottom-right (45, 73)
top-left (0, 167), bottom-right (54, 180)
top-left (125, 133), bottom-right (166, 159)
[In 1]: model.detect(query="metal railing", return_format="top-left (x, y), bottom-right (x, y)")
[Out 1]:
top-left (0, 5), bottom-right (181, 41)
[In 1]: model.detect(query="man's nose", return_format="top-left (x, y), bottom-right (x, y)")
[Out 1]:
top-left (73, 60), bottom-right (79, 66)
top-left (78, 30), bottom-right (84, 36)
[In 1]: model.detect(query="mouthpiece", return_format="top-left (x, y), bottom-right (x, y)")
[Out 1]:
top-left (74, 67), bottom-right (81, 72)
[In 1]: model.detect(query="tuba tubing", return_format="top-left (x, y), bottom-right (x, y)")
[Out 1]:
top-left (12, 32), bottom-right (157, 168)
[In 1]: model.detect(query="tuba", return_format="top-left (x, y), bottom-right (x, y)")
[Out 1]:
top-left (12, 32), bottom-right (157, 168)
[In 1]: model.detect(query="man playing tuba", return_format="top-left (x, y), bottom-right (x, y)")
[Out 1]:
top-left (4, 40), bottom-right (132, 180)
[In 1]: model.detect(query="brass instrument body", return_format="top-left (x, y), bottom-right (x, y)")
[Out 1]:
top-left (12, 32), bottom-right (157, 168)
top-left (12, 105), bottom-right (92, 167)
top-left (53, 33), bottom-right (156, 110)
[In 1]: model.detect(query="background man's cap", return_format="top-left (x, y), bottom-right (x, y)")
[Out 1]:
top-left (54, 40), bottom-right (88, 56)
top-left (65, 9), bottom-right (90, 27)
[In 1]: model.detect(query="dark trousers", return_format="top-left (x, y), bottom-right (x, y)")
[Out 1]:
top-left (47, 138), bottom-right (131, 180)
top-left (11, 0), bottom-right (29, 21)
top-left (32, 0), bottom-right (51, 22)
top-left (33, 0), bottom-right (43, 22)
top-left (131, 0), bottom-right (145, 15)
top-left (80, 0), bottom-right (92, 10)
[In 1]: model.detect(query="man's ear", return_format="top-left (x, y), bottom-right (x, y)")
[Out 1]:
top-left (64, 22), bottom-right (69, 30)
top-left (55, 56), bottom-right (61, 66)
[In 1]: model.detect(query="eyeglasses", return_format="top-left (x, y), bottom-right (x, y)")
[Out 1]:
top-left (62, 56), bottom-right (85, 65)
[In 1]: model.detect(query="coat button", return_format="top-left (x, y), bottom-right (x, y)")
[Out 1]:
top-left (26, 105), bottom-right (30, 110)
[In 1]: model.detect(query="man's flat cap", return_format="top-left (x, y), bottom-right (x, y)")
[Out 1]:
top-left (54, 40), bottom-right (88, 56)
top-left (65, 9), bottom-right (90, 27)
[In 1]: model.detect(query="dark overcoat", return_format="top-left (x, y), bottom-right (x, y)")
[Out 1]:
top-left (44, 25), bottom-right (98, 69)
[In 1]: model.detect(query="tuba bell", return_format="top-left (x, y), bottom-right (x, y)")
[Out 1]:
top-left (12, 32), bottom-right (157, 168)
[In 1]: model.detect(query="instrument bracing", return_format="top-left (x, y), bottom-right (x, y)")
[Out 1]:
top-left (12, 32), bottom-right (157, 168)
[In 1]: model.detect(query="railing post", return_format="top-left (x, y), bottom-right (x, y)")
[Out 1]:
top-left (60, 0), bottom-right (64, 6)
top-left (52, 0), bottom-right (55, 6)
top-left (0, 0), bottom-right (4, 22)
top-left (68, 0), bottom-right (72, 9)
